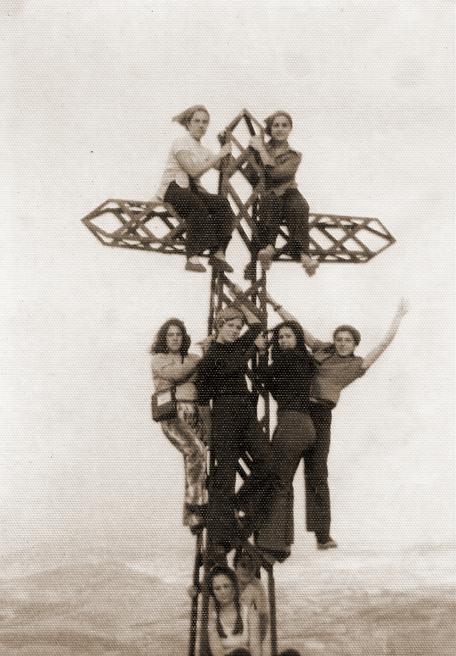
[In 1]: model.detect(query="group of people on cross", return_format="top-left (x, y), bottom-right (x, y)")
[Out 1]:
top-left (154, 104), bottom-right (318, 277)
top-left (150, 105), bottom-right (408, 656)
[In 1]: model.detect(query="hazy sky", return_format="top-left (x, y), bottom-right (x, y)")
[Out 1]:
top-left (1, 1), bottom-right (454, 547)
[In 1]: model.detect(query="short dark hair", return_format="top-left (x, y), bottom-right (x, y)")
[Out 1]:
top-left (333, 324), bottom-right (361, 346)
top-left (207, 565), bottom-right (243, 638)
top-left (150, 318), bottom-right (191, 356)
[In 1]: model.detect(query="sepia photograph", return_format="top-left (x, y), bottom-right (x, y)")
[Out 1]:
top-left (1, 1), bottom-right (455, 655)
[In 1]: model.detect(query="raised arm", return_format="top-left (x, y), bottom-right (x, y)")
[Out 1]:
top-left (249, 134), bottom-right (275, 167)
top-left (361, 299), bottom-right (409, 370)
top-left (232, 284), bottom-right (261, 326)
top-left (175, 142), bottom-right (232, 179)
top-left (266, 292), bottom-right (320, 350)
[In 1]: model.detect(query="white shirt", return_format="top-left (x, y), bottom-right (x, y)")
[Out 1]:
top-left (156, 133), bottom-right (214, 200)
top-left (219, 606), bottom-right (250, 653)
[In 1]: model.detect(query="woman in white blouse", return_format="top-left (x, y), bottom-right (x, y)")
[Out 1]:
top-left (156, 105), bottom-right (235, 273)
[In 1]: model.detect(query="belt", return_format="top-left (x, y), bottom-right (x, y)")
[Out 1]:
top-left (310, 397), bottom-right (336, 409)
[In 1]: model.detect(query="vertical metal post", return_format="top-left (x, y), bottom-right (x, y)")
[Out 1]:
top-left (189, 531), bottom-right (203, 656)
top-left (267, 567), bottom-right (279, 656)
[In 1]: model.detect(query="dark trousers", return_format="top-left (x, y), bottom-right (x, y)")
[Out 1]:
top-left (255, 188), bottom-right (310, 258)
top-left (305, 403), bottom-right (332, 543)
top-left (208, 396), bottom-right (275, 548)
top-left (164, 181), bottom-right (234, 257)
top-left (257, 411), bottom-right (315, 552)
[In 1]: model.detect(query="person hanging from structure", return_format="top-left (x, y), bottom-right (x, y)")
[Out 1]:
top-left (155, 105), bottom-right (236, 273)
top-left (242, 111), bottom-right (319, 280)
top-left (253, 319), bottom-right (317, 564)
top-left (151, 318), bottom-right (208, 533)
top-left (266, 295), bottom-right (409, 550)
top-left (195, 292), bottom-right (276, 565)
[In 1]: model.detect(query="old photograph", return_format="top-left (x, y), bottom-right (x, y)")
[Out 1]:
top-left (1, 1), bottom-right (455, 654)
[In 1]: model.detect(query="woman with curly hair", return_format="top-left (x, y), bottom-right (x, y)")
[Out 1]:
top-left (255, 319), bottom-right (316, 562)
top-left (151, 318), bottom-right (208, 532)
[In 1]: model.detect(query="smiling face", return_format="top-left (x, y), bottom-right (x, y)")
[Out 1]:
top-left (187, 110), bottom-right (210, 140)
top-left (212, 574), bottom-right (236, 607)
top-left (334, 330), bottom-right (356, 357)
top-left (278, 326), bottom-right (297, 350)
top-left (270, 114), bottom-right (292, 142)
top-left (217, 317), bottom-right (244, 344)
top-left (166, 324), bottom-right (183, 353)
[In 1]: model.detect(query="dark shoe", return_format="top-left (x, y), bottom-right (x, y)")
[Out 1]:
top-left (244, 262), bottom-right (256, 281)
top-left (208, 255), bottom-right (234, 273)
top-left (186, 503), bottom-right (208, 519)
top-left (317, 537), bottom-right (338, 550)
top-left (301, 254), bottom-right (319, 277)
top-left (206, 544), bottom-right (228, 568)
top-left (190, 522), bottom-right (205, 536)
top-left (185, 259), bottom-right (207, 273)
top-left (260, 548), bottom-right (291, 565)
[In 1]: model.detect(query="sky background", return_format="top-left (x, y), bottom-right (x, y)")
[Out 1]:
top-left (1, 0), bottom-right (454, 551)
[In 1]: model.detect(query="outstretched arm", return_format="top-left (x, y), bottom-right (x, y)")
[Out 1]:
top-left (249, 134), bottom-right (275, 167)
top-left (266, 292), bottom-right (320, 349)
top-left (232, 284), bottom-right (261, 325)
top-left (361, 299), bottom-right (409, 370)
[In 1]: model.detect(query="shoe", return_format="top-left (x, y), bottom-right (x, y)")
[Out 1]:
top-left (317, 537), bottom-right (338, 550)
top-left (186, 503), bottom-right (208, 519)
top-left (208, 255), bottom-right (234, 273)
top-left (190, 522), bottom-right (205, 536)
top-left (206, 544), bottom-right (228, 568)
top-left (260, 548), bottom-right (291, 565)
top-left (185, 259), bottom-right (207, 273)
top-left (301, 254), bottom-right (319, 277)
top-left (258, 246), bottom-right (275, 271)
top-left (244, 262), bottom-right (256, 281)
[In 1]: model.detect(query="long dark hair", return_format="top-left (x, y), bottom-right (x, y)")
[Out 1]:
top-left (270, 320), bottom-right (312, 362)
top-left (150, 318), bottom-right (191, 357)
top-left (207, 565), bottom-right (243, 638)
